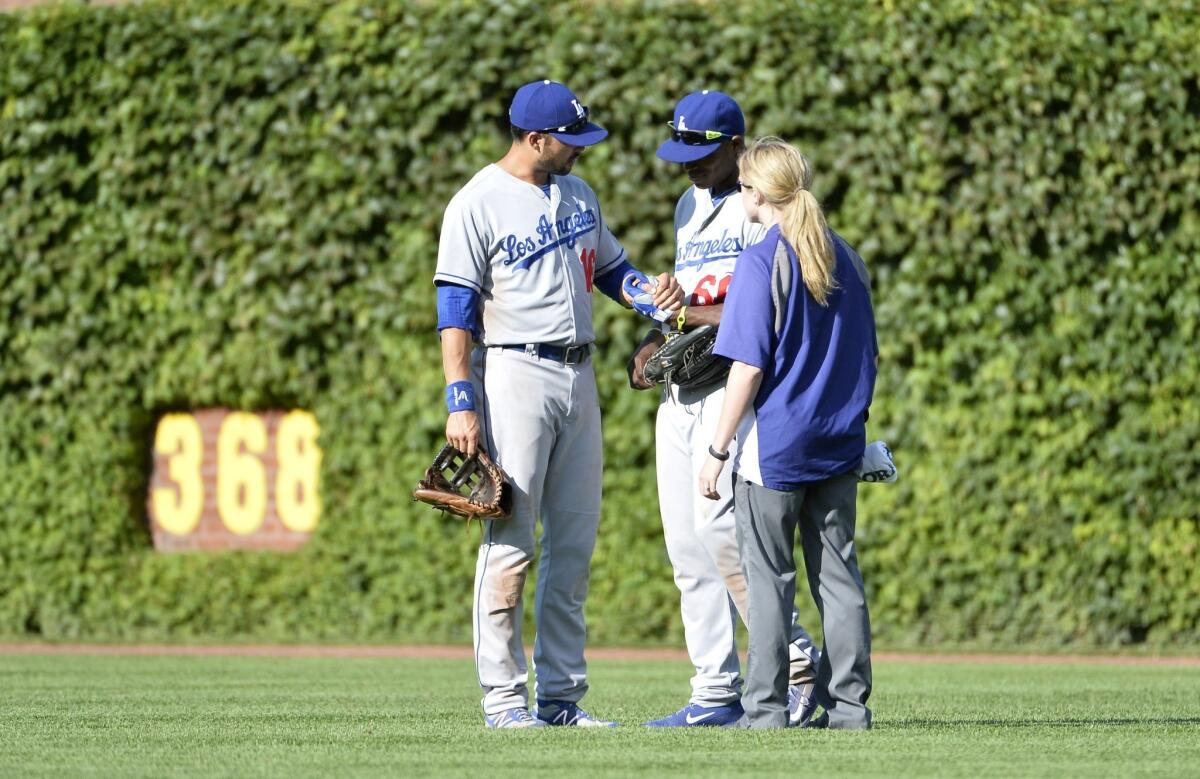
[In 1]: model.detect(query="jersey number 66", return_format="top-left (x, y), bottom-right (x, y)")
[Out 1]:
top-left (690, 274), bottom-right (731, 306)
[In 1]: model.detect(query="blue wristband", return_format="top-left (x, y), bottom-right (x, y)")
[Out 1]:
top-left (446, 381), bottom-right (476, 413)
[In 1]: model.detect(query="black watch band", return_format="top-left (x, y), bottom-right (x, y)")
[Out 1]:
top-left (708, 445), bottom-right (730, 462)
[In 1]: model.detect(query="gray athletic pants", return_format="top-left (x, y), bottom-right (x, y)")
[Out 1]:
top-left (734, 471), bottom-right (873, 729)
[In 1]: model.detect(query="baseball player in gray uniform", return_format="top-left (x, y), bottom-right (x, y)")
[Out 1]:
top-left (435, 80), bottom-right (682, 729)
top-left (628, 92), bottom-right (897, 728)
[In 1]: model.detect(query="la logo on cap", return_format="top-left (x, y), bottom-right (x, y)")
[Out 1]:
top-left (509, 79), bottom-right (609, 147)
top-left (656, 90), bottom-right (745, 164)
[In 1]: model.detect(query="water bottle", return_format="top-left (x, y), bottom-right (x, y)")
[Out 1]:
top-left (628, 277), bottom-right (673, 323)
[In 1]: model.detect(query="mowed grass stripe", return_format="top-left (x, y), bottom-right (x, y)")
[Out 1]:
top-left (1, 655), bottom-right (1198, 778)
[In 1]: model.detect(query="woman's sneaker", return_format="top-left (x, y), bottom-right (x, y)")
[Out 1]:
top-left (644, 701), bottom-right (745, 727)
top-left (788, 683), bottom-right (818, 727)
top-left (485, 707), bottom-right (547, 729)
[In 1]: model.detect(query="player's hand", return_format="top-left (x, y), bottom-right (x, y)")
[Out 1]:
top-left (627, 332), bottom-right (666, 390)
top-left (446, 411), bottom-right (481, 458)
top-left (698, 452), bottom-right (726, 500)
top-left (653, 273), bottom-right (684, 313)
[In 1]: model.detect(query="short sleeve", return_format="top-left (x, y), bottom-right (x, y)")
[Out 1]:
top-left (434, 196), bottom-right (489, 291)
top-left (832, 233), bottom-right (877, 357)
top-left (714, 240), bottom-right (775, 370)
top-left (834, 231), bottom-right (871, 292)
top-left (593, 202), bottom-right (627, 275)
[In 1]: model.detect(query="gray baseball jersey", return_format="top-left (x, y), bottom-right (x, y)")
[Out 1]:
top-left (435, 162), bottom-right (623, 718)
top-left (435, 164), bottom-right (627, 346)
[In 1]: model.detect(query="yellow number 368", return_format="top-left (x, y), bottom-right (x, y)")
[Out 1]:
top-left (151, 410), bottom-right (322, 537)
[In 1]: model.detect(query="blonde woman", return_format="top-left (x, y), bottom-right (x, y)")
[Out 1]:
top-left (698, 137), bottom-right (878, 730)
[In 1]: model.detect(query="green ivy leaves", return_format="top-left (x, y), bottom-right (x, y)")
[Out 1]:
top-left (1, 0), bottom-right (1196, 647)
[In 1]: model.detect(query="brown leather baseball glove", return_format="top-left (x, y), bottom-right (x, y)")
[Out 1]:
top-left (412, 444), bottom-right (513, 520)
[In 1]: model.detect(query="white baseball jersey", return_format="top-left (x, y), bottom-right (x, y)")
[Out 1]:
top-left (672, 186), bottom-right (766, 307)
top-left (436, 164), bottom-right (627, 346)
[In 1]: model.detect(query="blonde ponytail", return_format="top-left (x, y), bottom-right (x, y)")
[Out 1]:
top-left (739, 137), bottom-right (837, 306)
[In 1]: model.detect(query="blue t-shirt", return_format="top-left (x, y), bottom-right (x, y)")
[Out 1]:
top-left (714, 225), bottom-right (877, 489)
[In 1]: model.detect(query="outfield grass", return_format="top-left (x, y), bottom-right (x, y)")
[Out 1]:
top-left (2, 652), bottom-right (1198, 778)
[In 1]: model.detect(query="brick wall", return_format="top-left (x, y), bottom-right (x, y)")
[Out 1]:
top-left (147, 409), bottom-right (320, 553)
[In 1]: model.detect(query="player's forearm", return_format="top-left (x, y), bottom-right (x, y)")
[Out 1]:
top-left (679, 303), bottom-right (723, 329)
top-left (638, 328), bottom-right (666, 351)
top-left (710, 361), bottom-right (763, 453)
top-left (440, 327), bottom-right (473, 384)
top-left (593, 258), bottom-right (637, 305)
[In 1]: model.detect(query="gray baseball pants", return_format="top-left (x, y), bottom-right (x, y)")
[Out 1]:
top-left (471, 346), bottom-right (603, 716)
top-left (734, 471), bottom-right (873, 729)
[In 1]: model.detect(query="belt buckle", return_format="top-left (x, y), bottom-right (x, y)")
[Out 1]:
top-left (565, 345), bottom-right (588, 364)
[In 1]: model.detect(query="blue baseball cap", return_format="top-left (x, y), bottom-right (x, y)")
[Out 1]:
top-left (656, 90), bottom-right (745, 163)
top-left (509, 80), bottom-right (608, 147)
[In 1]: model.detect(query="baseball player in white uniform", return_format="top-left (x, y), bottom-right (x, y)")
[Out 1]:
top-left (435, 80), bottom-right (682, 729)
top-left (629, 92), bottom-right (897, 728)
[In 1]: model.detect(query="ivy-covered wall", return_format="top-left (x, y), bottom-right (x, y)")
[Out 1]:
top-left (1, 0), bottom-right (1197, 646)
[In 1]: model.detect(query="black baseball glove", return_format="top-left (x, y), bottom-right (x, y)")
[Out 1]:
top-left (641, 325), bottom-right (729, 390)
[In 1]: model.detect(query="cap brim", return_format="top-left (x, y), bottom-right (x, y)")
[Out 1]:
top-left (550, 122), bottom-right (608, 147)
top-left (655, 138), bottom-right (723, 163)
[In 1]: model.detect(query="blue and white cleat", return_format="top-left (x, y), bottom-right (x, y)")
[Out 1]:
top-left (644, 701), bottom-right (745, 727)
top-left (485, 707), bottom-right (548, 729)
top-left (536, 699), bottom-right (618, 727)
top-left (787, 682), bottom-right (818, 727)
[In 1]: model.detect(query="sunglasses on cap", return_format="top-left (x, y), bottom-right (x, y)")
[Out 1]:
top-left (535, 105), bottom-right (590, 134)
top-left (666, 121), bottom-right (732, 145)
